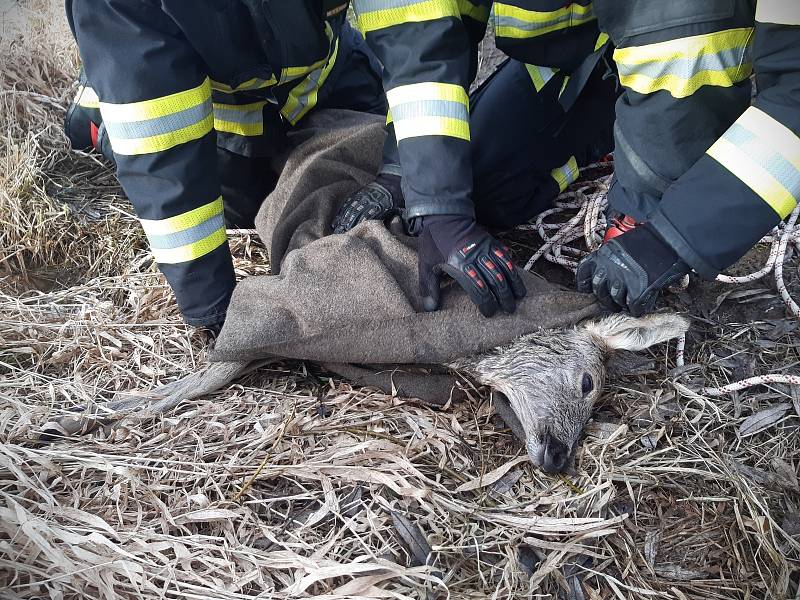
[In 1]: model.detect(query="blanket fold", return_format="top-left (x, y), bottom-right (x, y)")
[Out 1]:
top-left (211, 110), bottom-right (600, 386)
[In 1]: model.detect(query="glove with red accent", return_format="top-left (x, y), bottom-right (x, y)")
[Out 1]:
top-left (576, 222), bottom-right (690, 316)
top-left (418, 215), bottom-right (527, 317)
top-left (64, 71), bottom-right (115, 163)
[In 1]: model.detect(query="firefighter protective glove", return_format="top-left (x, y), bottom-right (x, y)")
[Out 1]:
top-left (331, 173), bottom-right (403, 233)
top-left (576, 223), bottom-right (690, 317)
top-left (418, 215), bottom-right (527, 317)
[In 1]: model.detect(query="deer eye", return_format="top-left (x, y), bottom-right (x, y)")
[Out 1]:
top-left (581, 373), bottom-right (594, 396)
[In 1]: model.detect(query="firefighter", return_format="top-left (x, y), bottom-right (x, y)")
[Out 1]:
top-left (65, 0), bottom-right (387, 331)
top-left (337, 0), bottom-right (800, 318)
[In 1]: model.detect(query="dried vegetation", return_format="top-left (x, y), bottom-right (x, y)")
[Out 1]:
top-left (1, 2), bottom-right (799, 598)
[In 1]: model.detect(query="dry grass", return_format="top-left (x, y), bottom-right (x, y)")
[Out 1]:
top-left (1, 2), bottom-right (799, 598)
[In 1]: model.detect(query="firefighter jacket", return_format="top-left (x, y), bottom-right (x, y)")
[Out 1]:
top-left (66, 0), bottom-right (354, 326)
top-left (355, 0), bottom-right (800, 278)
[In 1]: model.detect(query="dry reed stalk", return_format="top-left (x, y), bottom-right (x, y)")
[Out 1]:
top-left (1, 2), bottom-right (799, 598)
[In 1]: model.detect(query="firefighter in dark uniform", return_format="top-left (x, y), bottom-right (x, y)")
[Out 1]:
top-left (64, 0), bottom-right (387, 330)
top-left (335, 0), bottom-right (800, 318)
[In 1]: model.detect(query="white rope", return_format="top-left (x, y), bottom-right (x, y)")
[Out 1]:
top-left (519, 164), bottom-right (800, 397)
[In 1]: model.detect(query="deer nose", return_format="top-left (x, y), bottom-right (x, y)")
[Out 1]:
top-left (541, 434), bottom-right (569, 473)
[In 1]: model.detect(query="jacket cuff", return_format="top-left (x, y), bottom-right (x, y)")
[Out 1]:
top-left (648, 209), bottom-right (719, 279)
top-left (405, 199), bottom-right (475, 220)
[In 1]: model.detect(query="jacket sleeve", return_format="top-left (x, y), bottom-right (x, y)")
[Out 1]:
top-left (67, 0), bottom-right (235, 326)
top-left (353, 0), bottom-right (476, 219)
top-left (649, 0), bottom-right (800, 277)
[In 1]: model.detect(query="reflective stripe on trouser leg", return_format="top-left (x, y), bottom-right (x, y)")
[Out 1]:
top-left (707, 106), bottom-right (800, 218)
top-left (386, 82), bottom-right (470, 141)
top-left (354, 0), bottom-right (461, 33)
top-left (100, 77), bottom-right (214, 155)
top-left (493, 2), bottom-right (595, 39)
top-left (614, 27), bottom-right (754, 98)
top-left (139, 196), bottom-right (228, 264)
top-left (551, 156), bottom-right (579, 192)
top-left (213, 102), bottom-right (266, 136)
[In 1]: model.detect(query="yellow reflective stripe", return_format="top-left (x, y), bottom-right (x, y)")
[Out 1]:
top-left (594, 31), bottom-right (609, 51)
top-left (386, 81), bottom-right (468, 105)
top-left (281, 39), bottom-right (339, 125)
top-left (525, 64), bottom-right (558, 92)
top-left (100, 78), bottom-right (211, 122)
top-left (756, 0), bottom-right (800, 25)
top-left (459, 0), bottom-right (489, 22)
top-left (559, 76), bottom-right (570, 98)
top-left (150, 227), bottom-right (227, 264)
top-left (213, 101), bottom-right (266, 136)
top-left (551, 156), bottom-right (579, 192)
top-left (356, 0), bottom-right (460, 33)
top-left (75, 85), bottom-right (100, 109)
top-left (386, 82), bottom-right (470, 141)
top-left (140, 197), bottom-right (224, 237)
top-left (707, 107), bottom-right (800, 218)
top-left (494, 2), bottom-right (595, 39)
top-left (614, 28), bottom-right (753, 66)
top-left (108, 114), bottom-right (213, 155)
top-left (619, 67), bottom-right (751, 98)
top-left (614, 28), bottom-right (753, 98)
top-left (393, 116), bottom-right (470, 141)
top-left (210, 77), bottom-right (277, 93)
top-left (281, 55), bottom-right (330, 83)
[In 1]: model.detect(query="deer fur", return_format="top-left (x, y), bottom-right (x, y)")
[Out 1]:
top-left (450, 313), bottom-right (689, 470)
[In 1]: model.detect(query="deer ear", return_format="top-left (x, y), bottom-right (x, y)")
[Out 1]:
top-left (583, 313), bottom-right (689, 353)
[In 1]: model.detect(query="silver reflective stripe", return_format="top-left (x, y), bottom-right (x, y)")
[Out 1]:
top-left (355, 0), bottom-right (426, 12)
top-left (146, 213), bottom-right (226, 250)
top-left (725, 124), bottom-right (800, 196)
top-left (495, 12), bottom-right (575, 31)
top-left (390, 99), bottom-right (469, 121)
top-left (214, 104), bottom-right (264, 126)
top-left (284, 68), bottom-right (326, 124)
top-left (104, 102), bottom-right (212, 140)
top-left (616, 45), bottom-right (751, 81)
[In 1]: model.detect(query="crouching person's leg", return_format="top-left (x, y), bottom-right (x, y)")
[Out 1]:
top-left (470, 58), bottom-right (618, 229)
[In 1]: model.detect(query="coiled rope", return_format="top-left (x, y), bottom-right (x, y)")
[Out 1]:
top-left (521, 163), bottom-right (800, 397)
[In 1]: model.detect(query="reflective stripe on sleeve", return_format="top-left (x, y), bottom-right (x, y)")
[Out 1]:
top-left (354, 0), bottom-right (461, 33)
top-left (213, 101), bottom-right (266, 136)
top-left (385, 82), bottom-right (470, 141)
top-left (614, 27), bottom-right (754, 98)
top-left (551, 156), bottom-right (579, 192)
top-left (756, 0), bottom-right (800, 25)
top-left (494, 2), bottom-right (595, 39)
top-left (74, 85), bottom-right (100, 109)
top-left (459, 0), bottom-right (489, 22)
top-left (139, 196), bottom-right (227, 264)
top-left (525, 64), bottom-right (558, 92)
top-left (707, 106), bottom-right (800, 218)
top-left (100, 78), bottom-right (213, 155)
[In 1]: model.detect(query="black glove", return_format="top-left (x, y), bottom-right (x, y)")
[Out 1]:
top-left (576, 222), bottom-right (690, 316)
top-left (419, 215), bottom-right (527, 317)
top-left (331, 173), bottom-right (403, 233)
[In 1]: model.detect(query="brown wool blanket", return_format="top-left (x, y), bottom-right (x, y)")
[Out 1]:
top-left (45, 109), bottom-right (599, 438)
